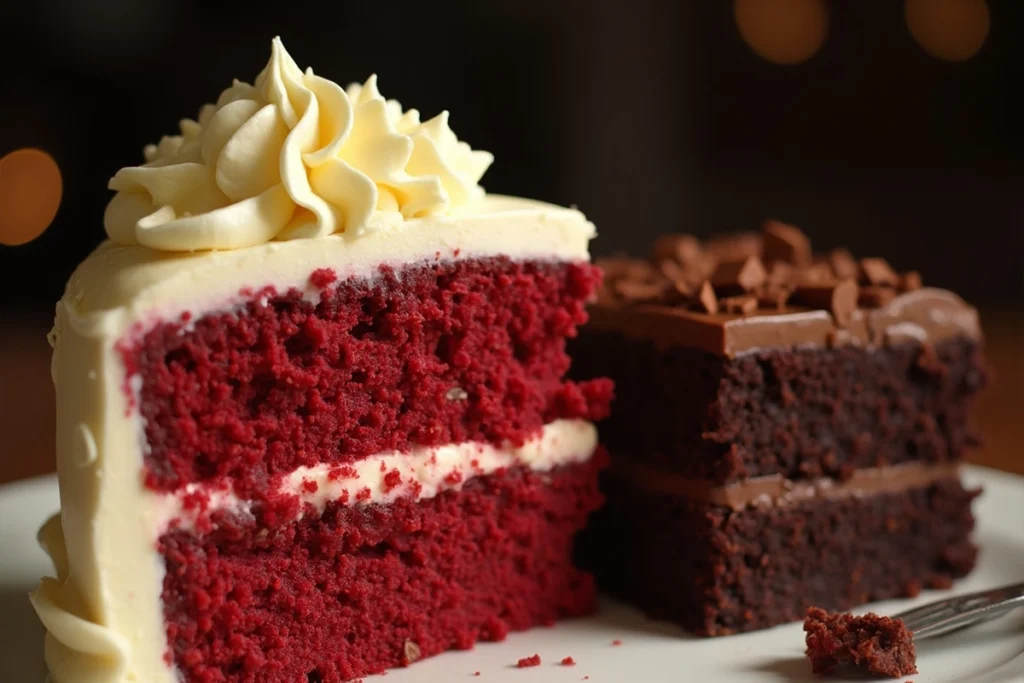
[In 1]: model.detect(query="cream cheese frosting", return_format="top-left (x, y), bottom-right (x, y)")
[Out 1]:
top-left (104, 37), bottom-right (493, 251)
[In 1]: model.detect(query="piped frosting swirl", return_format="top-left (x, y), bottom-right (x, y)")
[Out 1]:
top-left (104, 37), bottom-right (493, 252)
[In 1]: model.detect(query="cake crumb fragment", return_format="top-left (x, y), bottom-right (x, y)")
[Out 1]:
top-left (804, 607), bottom-right (916, 678)
top-left (516, 654), bottom-right (541, 668)
top-left (560, 656), bottom-right (576, 666)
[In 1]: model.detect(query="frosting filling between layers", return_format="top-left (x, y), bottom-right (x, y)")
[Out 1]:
top-left (152, 419), bottom-right (598, 534)
top-left (614, 460), bottom-right (963, 510)
top-left (33, 419), bottom-right (599, 683)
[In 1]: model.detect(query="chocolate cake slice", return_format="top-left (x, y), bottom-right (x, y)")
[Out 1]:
top-left (572, 220), bottom-right (987, 636)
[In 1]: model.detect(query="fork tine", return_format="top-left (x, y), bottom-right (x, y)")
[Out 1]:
top-left (893, 582), bottom-right (1024, 639)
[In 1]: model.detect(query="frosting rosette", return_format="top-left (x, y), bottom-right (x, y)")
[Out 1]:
top-left (104, 37), bottom-right (493, 251)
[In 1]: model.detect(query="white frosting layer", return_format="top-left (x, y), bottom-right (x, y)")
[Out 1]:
top-left (153, 419), bottom-right (597, 535)
top-left (105, 37), bottom-right (493, 251)
top-left (35, 198), bottom-right (598, 683)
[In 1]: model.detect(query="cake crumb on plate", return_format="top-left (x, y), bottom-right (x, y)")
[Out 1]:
top-left (804, 606), bottom-right (917, 678)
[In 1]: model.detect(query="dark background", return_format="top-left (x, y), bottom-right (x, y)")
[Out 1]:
top-left (1, 0), bottom-right (1021, 312)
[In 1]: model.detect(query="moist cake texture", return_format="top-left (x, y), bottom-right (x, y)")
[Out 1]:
top-left (31, 38), bottom-right (611, 683)
top-left (804, 607), bottom-right (918, 678)
top-left (573, 220), bottom-right (987, 635)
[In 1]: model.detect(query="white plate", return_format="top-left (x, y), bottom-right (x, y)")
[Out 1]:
top-left (2, 465), bottom-right (1022, 683)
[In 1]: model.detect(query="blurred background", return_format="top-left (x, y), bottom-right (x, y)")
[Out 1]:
top-left (0, 0), bottom-right (1021, 482)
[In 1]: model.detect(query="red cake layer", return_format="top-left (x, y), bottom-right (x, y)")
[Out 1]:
top-left (121, 257), bottom-right (612, 494)
top-left (159, 455), bottom-right (606, 683)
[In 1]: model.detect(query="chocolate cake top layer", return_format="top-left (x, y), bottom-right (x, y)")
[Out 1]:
top-left (592, 220), bottom-right (980, 357)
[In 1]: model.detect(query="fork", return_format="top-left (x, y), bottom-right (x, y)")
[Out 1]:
top-left (894, 582), bottom-right (1024, 639)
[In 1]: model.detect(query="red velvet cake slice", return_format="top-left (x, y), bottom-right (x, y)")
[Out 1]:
top-left (31, 38), bottom-right (611, 683)
top-left (572, 221), bottom-right (987, 636)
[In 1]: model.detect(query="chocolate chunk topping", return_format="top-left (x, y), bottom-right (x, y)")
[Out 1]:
top-left (613, 278), bottom-right (672, 304)
top-left (594, 224), bottom-right (932, 326)
top-left (859, 257), bottom-right (899, 287)
top-left (858, 286), bottom-right (896, 309)
top-left (762, 220), bottom-right (812, 267)
top-left (656, 260), bottom-right (695, 297)
top-left (705, 232), bottom-right (762, 262)
top-left (711, 256), bottom-right (767, 294)
top-left (651, 233), bottom-right (702, 266)
top-left (722, 295), bottom-right (758, 315)
top-left (794, 263), bottom-right (835, 285)
top-left (767, 261), bottom-right (794, 285)
top-left (791, 279), bottom-right (859, 327)
top-left (901, 271), bottom-right (923, 292)
top-left (825, 248), bottom-right (859, 280)
top-left (757, 286), bottom-right (791, 310)
top-left (695, 281), bottom-right (719, 314)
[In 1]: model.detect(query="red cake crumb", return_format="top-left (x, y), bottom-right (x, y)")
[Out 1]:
top-left (517, 655), bottom-right (541, 668)
top-left (560, 656), bottom-right (576, 666)
top-left (611, 639), bottom-right (622, 647)
top-left (804, 607), bottom-right (917, 678)
top-left (309, 268), bottom-right (337, 289)
top-left (382, 469), bottom-right (403, 492)
top-left (122, 258), bottom-right (610, 496)
top-left (161, 456), bottom-right (606, 682)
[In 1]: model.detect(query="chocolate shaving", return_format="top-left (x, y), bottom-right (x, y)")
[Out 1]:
top-left (613, 278), bottom-right (671, 304)
top-left (858, 286), bottom-right (896, 309)
top-left (657, 260), bottom-right (693, 297)
top-left (859, 258), bottom-right (899, 287)
top-left (722, 295), bottom-right (758, 315)
top-left (793, 263), bottom-right (835, 285)
top-left (695, 281), bottom-right (719, 314)
top-left (762, 220), bottom-right (812, 267)
top-left (704, 232), bottom-right (762, 262)
top-left (594, 226), bottom-right (926, 323)
top-left (900, 271), bottom-right (923, 292)
top-left (825, 248), bottom-right (858, 280)
top-left (651, 233), bottom-right (702, 266)
top-left (757, 286), bottom-right (791, 310)
top-left (791, 279), bottom-right (859, 327)
top-left (767, 261), bottom-right (794, 286)
top-left (711, 256), bottom-right (767, 294)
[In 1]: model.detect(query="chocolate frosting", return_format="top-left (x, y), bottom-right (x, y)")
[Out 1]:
top-left (613, 460), bottom-right (963, 510)
top-left (587, 288), bottom-right (980, 357)
top-left (591, 222), bottom-right (982, 357)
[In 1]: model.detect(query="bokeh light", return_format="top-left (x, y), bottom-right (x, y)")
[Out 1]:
top-left (906, 0), bottom-right (990, 62)
top-left (0, 149), bottom-right (62, 246)
top-left (734, 0), bottom-right (829, 66)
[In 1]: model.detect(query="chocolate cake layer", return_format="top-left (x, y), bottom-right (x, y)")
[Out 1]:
top-left (569, 335), bottom-right (986, 483)
top-left (581, 474), bottom-right (978, 636)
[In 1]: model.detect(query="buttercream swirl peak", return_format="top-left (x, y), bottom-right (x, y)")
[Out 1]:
top-left (104, 37), bottom-right (494, 252)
